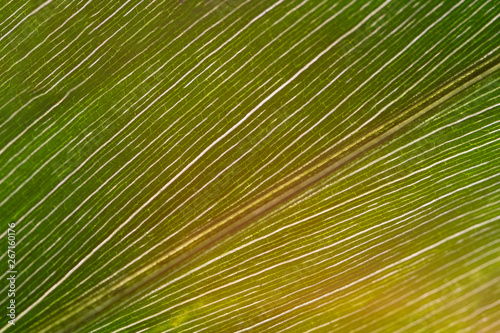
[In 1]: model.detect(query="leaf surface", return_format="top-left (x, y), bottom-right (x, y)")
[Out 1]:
top-left (0, 0), bottom-right (499, 332)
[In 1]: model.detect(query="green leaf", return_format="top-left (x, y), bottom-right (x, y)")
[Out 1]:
top-left (0, 0), bottom-right (499, 332)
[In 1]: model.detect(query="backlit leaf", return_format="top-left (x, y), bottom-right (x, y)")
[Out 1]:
top-left (0, 0), bottom-right (498, 332)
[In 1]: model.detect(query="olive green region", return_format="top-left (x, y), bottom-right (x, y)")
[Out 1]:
top-left (0, 0), bottom-right (498, 332)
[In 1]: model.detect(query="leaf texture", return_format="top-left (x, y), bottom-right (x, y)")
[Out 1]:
top-left (0, 0), bottom-right (499, 332)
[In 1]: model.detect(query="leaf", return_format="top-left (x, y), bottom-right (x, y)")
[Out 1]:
top-left (0, 0), bottom-right (499, 332)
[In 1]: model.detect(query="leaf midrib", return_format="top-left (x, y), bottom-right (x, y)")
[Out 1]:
top-left (44, 50), bottom-right (500, 333)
